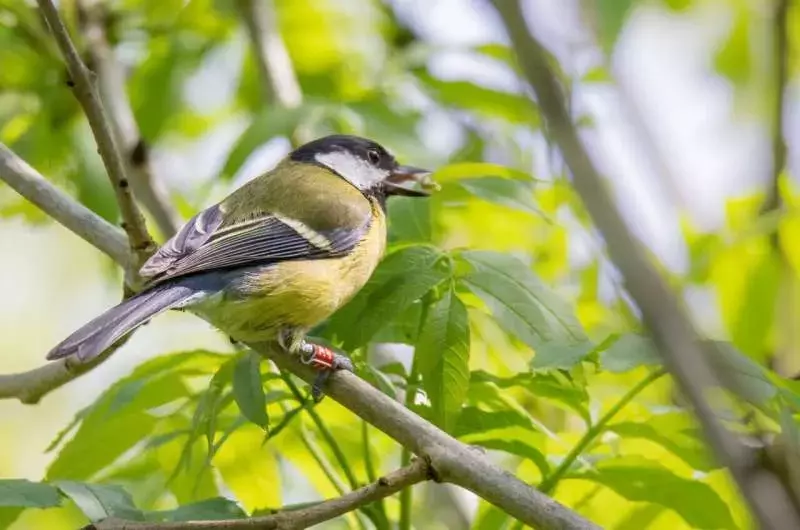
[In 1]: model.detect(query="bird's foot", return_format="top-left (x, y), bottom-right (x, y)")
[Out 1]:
top-left (298, 340), bottom-right (354, 402)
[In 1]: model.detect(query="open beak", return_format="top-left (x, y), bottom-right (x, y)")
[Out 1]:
top-left (383, 165), bottom-right (439, 197)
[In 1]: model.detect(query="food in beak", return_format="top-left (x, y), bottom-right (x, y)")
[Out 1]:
top-left (384, 165), bottom-right (439, 197)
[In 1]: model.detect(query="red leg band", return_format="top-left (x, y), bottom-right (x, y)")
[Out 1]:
top-left (309, 345), bottom-right (335, 370)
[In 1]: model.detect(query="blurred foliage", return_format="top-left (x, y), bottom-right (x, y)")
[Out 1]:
top-left (2, 0), bottom-right (800, 529)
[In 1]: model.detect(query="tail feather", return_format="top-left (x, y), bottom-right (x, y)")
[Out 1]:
top-left (47, 283), bottom-right (199, 362)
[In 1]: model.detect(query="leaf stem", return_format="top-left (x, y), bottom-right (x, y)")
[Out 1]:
top-left (538, 369), bottom-right (666, 494)
top-left (362, 420), bottom-right (390, 528)
top-left (282, 374), bottom-right (360, 490)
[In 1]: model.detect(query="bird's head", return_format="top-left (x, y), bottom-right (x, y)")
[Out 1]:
top-left (289, 134), bottom-right (437, 200)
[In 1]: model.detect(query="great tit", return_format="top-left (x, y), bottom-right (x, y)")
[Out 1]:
top-left (47, 135), bottom-right (434, 391)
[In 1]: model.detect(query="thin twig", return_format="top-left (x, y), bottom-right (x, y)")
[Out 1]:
top-left (235, 0), bottom-right (302, 109)
top-left (763, 0), bottom-right (796, 374)
top-left (76, 0), bottom-right (180, 238)
top-left (234, 0), bottom-right (309, 147)
top-left (91, 457), bottom-right (431, 530)
top-left (489, 1), bottom-right (800, 528)
top-left (282, 375), bottom-right (361, 491)
top-left (36, 0), bottom-right (156, 266)
top-left (0, 143), bottom-right (130, 268)
top-left (539, 369), bottom-right (666, 494)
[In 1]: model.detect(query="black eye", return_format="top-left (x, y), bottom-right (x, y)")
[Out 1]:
top-left (367, 149), bottom-right (381, 165)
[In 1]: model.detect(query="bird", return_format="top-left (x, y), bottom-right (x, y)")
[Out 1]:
top-left (46, 134), bottom-right (435, 395)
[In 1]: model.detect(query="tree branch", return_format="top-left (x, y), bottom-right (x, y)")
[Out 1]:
top-left (91, 457), bottom-right (431, 530)
top-left (235, 0), bottom-right (302, 110)
top-left (0, 143), bottom-right (131, 268)
top-left (36, 0), bottom-right (156, 266)
top-left (76, 0), bottom-right (181, 238)
top-left (0, 344), bottom-right (119, 404)
top-left (255, 342), bottom-right (601, 530)
top-left (489, 1), bottom-right (800, 528)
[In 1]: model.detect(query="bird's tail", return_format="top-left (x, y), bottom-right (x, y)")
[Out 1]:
top-left (47, 283), bottom-right (199, 362)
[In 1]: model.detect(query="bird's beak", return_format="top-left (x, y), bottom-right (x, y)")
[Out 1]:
top-left (383, 165), bottom-right (439, 197)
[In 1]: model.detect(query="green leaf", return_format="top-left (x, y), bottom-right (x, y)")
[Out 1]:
top-left (220, 105), bottom-right (313, 180)
top-left (608, 413), bottom-right (718, 471)
top-left (55, 482), bottom-right (144, 523)
top-left (387, 196), bottom-right (432, 244)
top-left (152, 498), bottom-right (246, 521)
top-left (47, 351), bottom-right (223, 480)
top-left (600, 334), bottom-right (661, 373)
top-left (454, 407), bottom-right (535, 437)
top-left (731, 250), bottom-right (780, 361)
top-left (470, 370), bottom-right (589, 421)
top-left (571, 458), bottom-right (735, 529)
top-left (458, 250), bottom-right (586, 346)
top-left (432, 162), bottom-right (532, 184)
top-left (471, 438), bottom-right (550, 476)
top-left (417, 288), bottom-right (471, 433)
top-left (416, 71), bottom-right (539, 125)
top-left (708, 341), bottom-right (776, 404)
top-left (0, 480), bottom-right (61, 508)
top-left (459, 177), bottom-right (543, 217)
top-left (713, 9), bottom-right (751, 85)
top-left (596, 0), bottom-right (636, 54)
top-left (531, 341), bottom-right (594, 371)
top-left (328, 245), bottom-right (450, 349)
top-left (233, 352), bottom-right (269, 430)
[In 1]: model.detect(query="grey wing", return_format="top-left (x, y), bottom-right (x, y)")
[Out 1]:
top-left (140, 204), bottom-right (226, 281)
top-left (139, 205), bottom-right (370, 285)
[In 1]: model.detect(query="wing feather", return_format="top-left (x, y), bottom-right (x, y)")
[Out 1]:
top-left (139, 204), bottom-right (370, 285)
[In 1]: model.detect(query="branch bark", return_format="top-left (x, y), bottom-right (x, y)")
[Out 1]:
top-left (0, 143), bottom-right (130, 268)
top-left (91, 457), bottom-right (430, 530)
top-left (489, 1), bottom-right (800, 528)
top-left (76, 0), bottom-right (181, 238)
top-left (36, 0), bottom-right (156, 266)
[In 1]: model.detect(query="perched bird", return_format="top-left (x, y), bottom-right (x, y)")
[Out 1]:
top-left (47, 135), bottom-right (434, 394)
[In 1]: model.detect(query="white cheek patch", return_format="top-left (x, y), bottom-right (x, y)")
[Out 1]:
top-left (314, 150), bottom-right (388, 191)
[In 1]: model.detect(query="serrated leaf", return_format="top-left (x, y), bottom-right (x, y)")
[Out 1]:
top-left (417, 289), bottom-right (471, 433)
top-left (459, 177), bottom-right (543, 217)
top-left (470, 370), bottom-right (589, 421)
top-left (454, 407), bottom-right (535, 437)
top-left (471, 439), bottom-right (550, 476)
top-left (233, 352), bottom-right (268, 430)
top-left (600, 334), bottom-right (661, 373)
top-left (531, 341), bottom-right (594, 371)
top-left (152, 498), bottom-right (246, 522)
top-left (608, 413), bottom-right (717, 471)
top-left (328, 245), bottom-right (450, 349)
top-left (55, 482), bottom-right (144, 523)
top-left (458, 250), bottom-right (586, 347)
top-left (571, 458), bottom-right (735, 529)
top-left (0, 480), bottom-right (61, 508)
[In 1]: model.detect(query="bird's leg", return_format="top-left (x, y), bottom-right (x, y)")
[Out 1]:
top-left (277, 328), bottom-right (354, 401)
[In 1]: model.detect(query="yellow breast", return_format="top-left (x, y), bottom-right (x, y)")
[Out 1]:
top-left (203, 199), bottom-right (387, 342)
